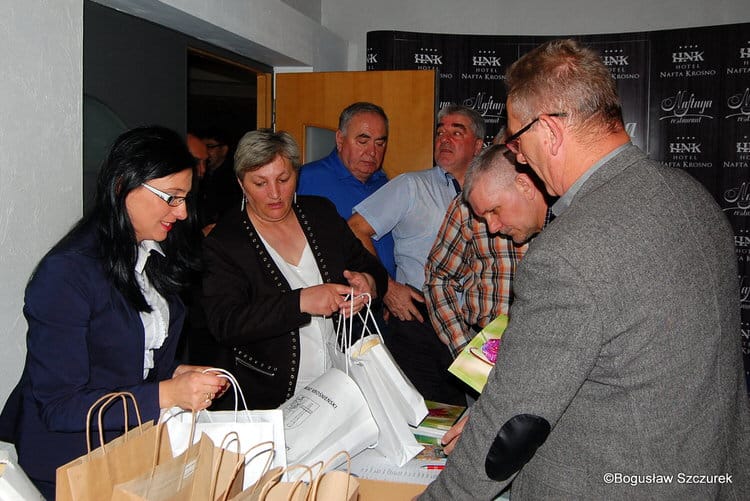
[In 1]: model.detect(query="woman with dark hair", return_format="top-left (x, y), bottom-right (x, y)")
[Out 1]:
top-left (202, 129), bottom-right (388, 409)
top-left (1, 126), bottom-right (227, 499)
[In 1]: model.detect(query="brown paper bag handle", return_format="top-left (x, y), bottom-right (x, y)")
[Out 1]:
top-left (307, 450), bottom-right (353, 501)
top-left (85, 391), bottom-right (142, 454)
top-left (258, 462), bottom-right (320, 501)
top-left (218, 438), bottom-right (276, 501)
top-left (130, 407), bottom-right (183, 498)
top-left (211, 431), bottom-right (244, 500)
top-left (154, 408), bottom-right (198, 482)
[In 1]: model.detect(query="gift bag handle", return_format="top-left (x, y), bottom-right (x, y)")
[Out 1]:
top-left (156, 404), bottom-right (198, 456)
top-left (146, 406), bottom-right (197, 495)
top-left (210, 430), bottom-right (242, 500)
top-left (336, 292), bottom-right (385, 360)
top-left (200, 367), bottom-right (251, 422)
top-left (218, 439), bottom-right (276, 501)
top-left (307, 450), bottom-right (354, 501)
top-left (334, 290), bottom-right (355, 375)
top-left (85, 391), bottom-right (143, 454)
top-left (258, 461), bottom-right (321, 501)
top-left (351, 293), bottom-right (386, 357)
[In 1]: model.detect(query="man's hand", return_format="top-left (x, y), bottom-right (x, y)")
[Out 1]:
top-left (441, 414), bottom-right (469, 455)
top-left (384, 277), bottom-right (425, 322)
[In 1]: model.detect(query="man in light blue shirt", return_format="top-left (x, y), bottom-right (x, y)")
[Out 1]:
top-left (348, 104), bottom-right (485, 405)
top-left (297, 102), bottom-right (396, 277)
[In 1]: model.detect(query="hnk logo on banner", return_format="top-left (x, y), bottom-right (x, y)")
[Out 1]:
top-left (367, 22), bottom-right (750, 392)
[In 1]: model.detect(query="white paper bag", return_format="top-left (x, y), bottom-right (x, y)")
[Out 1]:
top-left (339, 296), bottom-right (428, 426)
top-left (0, 441), bottom-right (44, 500)
top-left (350, 335), bottom-right (428, 426)
top-left (332, 296), bottom-right (425, 466)
top-left (163, 369), bottom-right (286, 490)
top-left (345, 343), bottom-right (424, 466)
top-left (279, 368), bottom-right (378, 468)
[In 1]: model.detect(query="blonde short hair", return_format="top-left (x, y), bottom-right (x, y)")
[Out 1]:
top-left (234, 129), bottom-right (300, 179)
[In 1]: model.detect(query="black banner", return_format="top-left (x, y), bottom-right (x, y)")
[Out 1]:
top-left (368, 24), bottom-right (750, 392)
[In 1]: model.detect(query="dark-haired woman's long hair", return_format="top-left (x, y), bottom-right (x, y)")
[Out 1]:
top-left (48, 125), bottom-right (200, 312)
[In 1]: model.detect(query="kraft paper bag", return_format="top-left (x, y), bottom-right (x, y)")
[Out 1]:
top-left (112, 433), bottom-right (243, 501)
top-left (231, 451), bottom-right (359, 501)
top-left (229, 464), bottom-right (313, 501)
top-left (56, 392), bottom-right (172, 501)
top-left (357, 478), bottom-right (426, 500)
top-left (307, 451), bottom-right (359, 501)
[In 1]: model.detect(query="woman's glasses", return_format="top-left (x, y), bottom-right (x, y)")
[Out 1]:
top-left (141, 183), bottom-right (188, 207)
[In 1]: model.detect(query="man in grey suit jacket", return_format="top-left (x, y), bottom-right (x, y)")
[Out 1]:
top-left (420, 39), bottom-right (749, 500)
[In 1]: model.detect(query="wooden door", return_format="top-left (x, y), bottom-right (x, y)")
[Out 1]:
top-left (271, 70), bottom-right (437, 178)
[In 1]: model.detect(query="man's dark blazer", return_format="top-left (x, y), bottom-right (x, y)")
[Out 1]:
top-left (3, 226), bottom-right (184, 490)
top-left (422, 144), bottom-right (750, 500)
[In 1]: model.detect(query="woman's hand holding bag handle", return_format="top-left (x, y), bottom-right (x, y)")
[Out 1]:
top-left (163, 368), bottom-right (286, 490)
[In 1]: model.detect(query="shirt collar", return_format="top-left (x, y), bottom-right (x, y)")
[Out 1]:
top-left (135, 240), bottom-right (165, 274)
top-left (436, 165), bottom-right (459, 187)
top-left (543, 208), bottom-right (555, 228)
top-left (329, 149), bottom-right (352, 181)
top-left (551, 143), bottom-right (630, 216)
top-left (331, 148), bottom-right (387, 185)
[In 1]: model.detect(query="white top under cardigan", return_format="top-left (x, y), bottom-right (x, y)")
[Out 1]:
top-left (257, 233), bottom-right (336, 396)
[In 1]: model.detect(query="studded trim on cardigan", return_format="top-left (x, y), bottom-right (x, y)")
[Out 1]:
top-left (232, 201), bottom-right (334, 402)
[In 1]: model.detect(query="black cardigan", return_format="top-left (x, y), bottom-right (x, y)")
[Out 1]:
top-left (202, 195), bottom-right (388, 409)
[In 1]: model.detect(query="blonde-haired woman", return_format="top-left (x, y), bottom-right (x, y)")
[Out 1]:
top-left (202, 129), bottom-right (388, 409)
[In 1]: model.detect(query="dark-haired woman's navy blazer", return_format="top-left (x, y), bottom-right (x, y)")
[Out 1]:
top-left (2, 226), bottom-right (184, 497)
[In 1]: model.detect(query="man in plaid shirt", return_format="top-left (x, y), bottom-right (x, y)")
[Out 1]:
top-left (424, 145), bottom-right (552, 357)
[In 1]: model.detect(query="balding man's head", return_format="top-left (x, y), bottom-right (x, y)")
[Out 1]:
top-left (463, 144), bottom-right (548, 244)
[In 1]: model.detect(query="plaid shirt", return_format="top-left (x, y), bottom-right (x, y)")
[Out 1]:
top-left (423, 196), bottom-right (526, 356)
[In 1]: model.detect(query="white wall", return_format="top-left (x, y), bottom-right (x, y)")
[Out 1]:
top-left (0, 1), bottom-right (82, 402)
top-left (0, 0), bottom-right (347, 408)
top-left (322, 0), bottom-right (750, 69)
top-left (2, 0), bottom-right (749, 407)
top-left (281, 0), bottom-right (322, 23)
top-left (96, 0), bottom-right (348, 70)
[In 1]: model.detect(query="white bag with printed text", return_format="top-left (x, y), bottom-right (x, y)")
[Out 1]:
top-left (279, 367), bottom-right (379, 469)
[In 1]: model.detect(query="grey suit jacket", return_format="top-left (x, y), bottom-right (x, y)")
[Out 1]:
top-left (421, 144), bottom-right (750, 500)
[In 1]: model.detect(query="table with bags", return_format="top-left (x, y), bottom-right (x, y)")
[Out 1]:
top-left (50, 295), bottom-right (436, 500)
